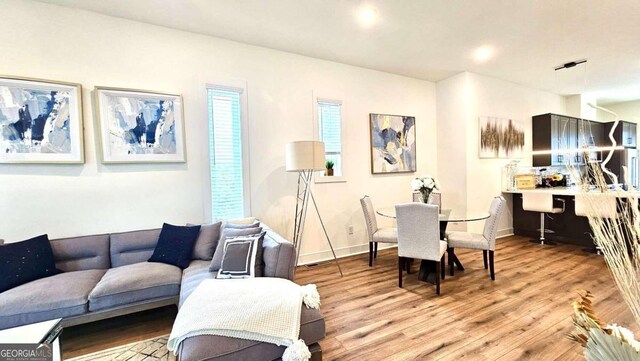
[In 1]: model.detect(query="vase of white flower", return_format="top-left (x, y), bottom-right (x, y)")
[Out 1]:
top-left (411, 175), bottom-right (440, 203)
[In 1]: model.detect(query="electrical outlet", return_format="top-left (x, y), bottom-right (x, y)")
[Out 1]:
top-left (347, 225), bottom-right (354, 235)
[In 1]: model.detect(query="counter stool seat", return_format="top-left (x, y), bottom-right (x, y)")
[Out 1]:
top-left (522, 193), bottom-right (565, 246)
top-left (574, 193), bottom-right (619, 255)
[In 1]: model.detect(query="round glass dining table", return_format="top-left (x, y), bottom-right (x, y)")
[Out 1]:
top-left (375, 206), bottom-right (490, 284)
top-left (376, 207), bottom-right (490, 223)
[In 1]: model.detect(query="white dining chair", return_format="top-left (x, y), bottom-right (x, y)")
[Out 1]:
top-left (412, 191), bottom-right (442, 210)
top-left (396, 203), bottom-right (447, 294)
top-left (521, 193), bottom-right (565, 245)
top-left (445, 196), bottom-right (506, 280)
top-left (360, 195), bottom-right (398, 267)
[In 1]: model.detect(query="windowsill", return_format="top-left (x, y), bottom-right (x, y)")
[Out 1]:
top-left (315, 176), bottom-right (347, 184)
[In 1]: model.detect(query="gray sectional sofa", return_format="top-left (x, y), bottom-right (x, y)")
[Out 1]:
top-left (0, 224), bottom-right (325, 360)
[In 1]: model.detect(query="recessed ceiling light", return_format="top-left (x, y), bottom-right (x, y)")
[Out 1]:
top-left (357, 6), bottom-right (378, 27)
top-left (474, 45), bottom-right (495, 63)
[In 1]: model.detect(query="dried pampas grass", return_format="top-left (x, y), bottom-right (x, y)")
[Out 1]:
top-left (570, 290), bottom-right (640, 361)
top-left (569, 126), bottom-right (640, 330)
top-left (566, 108), bottom-right (640, 359)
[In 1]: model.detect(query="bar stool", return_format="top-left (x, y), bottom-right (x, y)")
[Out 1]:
top-left (574, 193), bottom-right (618, 255)
top-left (522, 193), bottom-right (565, 245)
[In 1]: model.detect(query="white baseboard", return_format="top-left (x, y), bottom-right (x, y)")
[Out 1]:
top-left (297, 243), bottom-right (397, 266)
top-left (497, 228), bottom-right (514, 238)
top-left (297, 228), bottom-right (514, 265)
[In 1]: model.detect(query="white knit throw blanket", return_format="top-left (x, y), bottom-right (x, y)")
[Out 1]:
top-left (167, 278), bottom-right (320, 361)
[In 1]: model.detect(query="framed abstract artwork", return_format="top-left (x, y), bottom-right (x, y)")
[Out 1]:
top-left (95, 87), bottom-right (186, 163)
top-left (369, 113), bottom-right (416, 174)
top-left (0, 76), bottom-right (84, 163)
top-left (479, 116), bottom-right (524, 159)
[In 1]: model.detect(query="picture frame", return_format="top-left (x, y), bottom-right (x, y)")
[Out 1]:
top-left (369, 113), bottom-right (416, 174)
top-left (95, 87), bottom-right (186, 163)
top-left (478, 116), bottom-right (524, 159)
top-left (0, 75), bottom-right (84, 163)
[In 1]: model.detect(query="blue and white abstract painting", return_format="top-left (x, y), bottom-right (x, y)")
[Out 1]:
top-left (0, 77), bottom-right (83, 163)
top-left (96, 88), bottom-right (185, 163)
top-left (370, 113), bottom-right (416, 174)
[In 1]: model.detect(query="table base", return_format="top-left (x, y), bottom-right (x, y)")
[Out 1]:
top-left (413, 220), bottom-right (466, 284)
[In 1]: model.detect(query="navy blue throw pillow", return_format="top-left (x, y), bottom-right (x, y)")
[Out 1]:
top-left (0, 234), bottom-right (59, 293)
top-left (148, 223), bottom-right (201, 269)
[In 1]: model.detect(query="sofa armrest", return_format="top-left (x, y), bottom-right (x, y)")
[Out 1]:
top-left (261, 226), bottom-right (296, 281)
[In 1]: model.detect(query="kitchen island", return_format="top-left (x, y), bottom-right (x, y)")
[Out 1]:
top-left (503, 187), bottom-right (635, 247)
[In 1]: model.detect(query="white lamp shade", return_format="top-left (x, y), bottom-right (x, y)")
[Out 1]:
top-left (286, 141), bottom-right (326, 171)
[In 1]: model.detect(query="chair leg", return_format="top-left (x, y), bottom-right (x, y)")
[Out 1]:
top-left (489, 250), bottom-right (495, 280)
top-left (374, 242), bottom-right (378, 258)
top-left (448, 248), bottom-right (455, 276)
top-left (435, 261), bottom-right (441, 295)
top-left (483, 250), bottom-right (488, 269)
top-left (369, 242), bottom-right (373, 267)
top-left (406, 258), bottom-right (412, 274)
top-left (398, 257), bottom-right (403, 288)
top-left (440, 255), bottom-right (445, 280)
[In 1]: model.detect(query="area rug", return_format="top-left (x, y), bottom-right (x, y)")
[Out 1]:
top-left (67, 334), bottom-right (176, 361)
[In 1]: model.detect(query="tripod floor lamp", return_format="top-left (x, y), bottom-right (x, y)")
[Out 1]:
top-left (286, 141), bottom-right (343, 277)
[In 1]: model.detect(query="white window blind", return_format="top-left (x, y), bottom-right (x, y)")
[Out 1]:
top-left (318, 100), bottom-right (343, 176)
top-left (208, 87), bottom-right (244, 220)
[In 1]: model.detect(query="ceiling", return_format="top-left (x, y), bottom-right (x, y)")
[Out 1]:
top-left (37, 0), bottom-right (640, 103)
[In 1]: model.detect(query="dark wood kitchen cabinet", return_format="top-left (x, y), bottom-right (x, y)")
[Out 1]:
top-left (604, 120), bottom-right (637, 149)
top-left (624, 122), bottom-right (637, 148)
top-left (532, 113), bottom-right (606, 166)
top-left (599, 121), bottom-right (637, 185)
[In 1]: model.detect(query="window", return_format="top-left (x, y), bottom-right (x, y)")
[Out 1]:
top-left (317, 99), bottom-right (343, 177)
top-left (208, 85), bottom-right (249, 221)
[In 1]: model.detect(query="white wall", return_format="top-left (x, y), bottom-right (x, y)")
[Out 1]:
top-left (597, 100), bottom-right (640, 123)
top-left (436, 72), bottom-right (566, 235)
top-left (565, 95), bottom-right (582, 118)
top-left (436, 73), bottom-right (469, 231)
top-left (565, 94), bottom-right (598, 120)
top-left (0, 0), bottom-right (438, 264)
top-left (596, 100), bottom-right (640, 150)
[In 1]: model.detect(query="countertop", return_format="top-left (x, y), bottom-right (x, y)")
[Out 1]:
top-left (503, 188), bottom-right (579, 196)
top-left (503, 187), bottom-right (638, 197)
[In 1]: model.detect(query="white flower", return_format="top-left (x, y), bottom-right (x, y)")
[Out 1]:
top-left (411, 175), bottom-right (440, 191)
top-left (411, 178), bottom-right (423, 191)
top-left (424, 178), bottom-right (435, 189)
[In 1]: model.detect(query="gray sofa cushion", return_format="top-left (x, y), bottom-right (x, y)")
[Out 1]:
top-left (88, 262), bottom-right (181, 311)
top-left (225, 217), bottom-right (258, 225)
top-left (178, 306), bottom-right (325, 361)
top-left (187, 222), bottom-right (222, 260)
top-left (51, 234), bottom-right (110, 272)
top-left (179, 260), bottom-right (215, 308)
top-left (109, 229), bottom-right (161, 268)
top-left (0, 269), bottom-right (106, 330)
top-left (262, 226), bottom-right (296, 279)
top-left (223, 221), bottom-right (260, 229)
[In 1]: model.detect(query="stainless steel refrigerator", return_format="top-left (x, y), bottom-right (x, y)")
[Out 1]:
top-left (621, 149), bottom-right (639, 189)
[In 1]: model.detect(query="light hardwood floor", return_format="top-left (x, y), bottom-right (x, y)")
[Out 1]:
top-left (63, 235), bottom-right (636, 360)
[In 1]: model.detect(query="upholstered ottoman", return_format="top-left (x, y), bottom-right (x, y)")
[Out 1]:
top-left (177, 306), bottom-right (325, 361)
